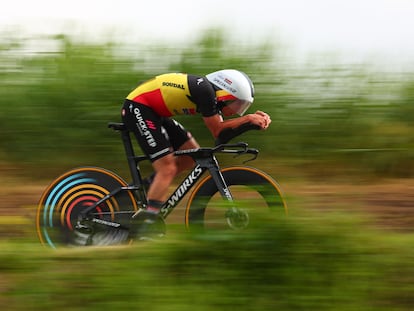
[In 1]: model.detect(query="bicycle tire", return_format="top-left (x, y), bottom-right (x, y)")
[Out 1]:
top-left (185, 166), bottom-right (287, 230)
top-left (36, 167), bottom-right (138, 248)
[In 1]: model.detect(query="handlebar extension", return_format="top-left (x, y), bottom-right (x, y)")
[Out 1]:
top-left (215, 122), bottom-right (261, 146)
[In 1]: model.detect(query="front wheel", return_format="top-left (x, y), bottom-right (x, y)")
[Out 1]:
top-left (36, 167), bottom-right (138, 248)
top-left (185, 166), bottom-right (287, 231)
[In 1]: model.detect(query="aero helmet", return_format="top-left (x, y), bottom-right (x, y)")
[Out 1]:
top-left (206, 69), bottom-right (254, 116)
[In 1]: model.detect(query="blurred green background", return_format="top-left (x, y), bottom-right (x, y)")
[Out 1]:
top-left (1, 29), bottom-right (414, 310)
top-left (1, 29), bottom-right (413, 178)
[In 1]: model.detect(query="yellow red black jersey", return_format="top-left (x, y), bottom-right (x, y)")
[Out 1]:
top-left (126, 73), bottom-right (219, 117)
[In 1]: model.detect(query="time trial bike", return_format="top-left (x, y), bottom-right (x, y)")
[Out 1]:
top-left (36, 122), bottom-right (287, 248)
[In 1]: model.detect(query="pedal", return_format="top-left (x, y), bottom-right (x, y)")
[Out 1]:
top-left (130, 210), bottom-right (166, 241)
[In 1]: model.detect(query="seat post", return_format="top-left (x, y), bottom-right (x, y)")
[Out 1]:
top-left (120, 129), bottom-right (142, 186)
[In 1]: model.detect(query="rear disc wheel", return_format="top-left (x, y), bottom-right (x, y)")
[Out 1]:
top-left (36, 167), bottom-right (138, 248)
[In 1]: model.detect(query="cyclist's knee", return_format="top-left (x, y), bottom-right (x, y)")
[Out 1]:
top-left (180, 137), bottom-right (200, 150)
top-left (153, 154), bottom-right (178, 178)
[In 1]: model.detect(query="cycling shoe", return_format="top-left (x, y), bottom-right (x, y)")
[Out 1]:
top-left (130, 210), bottom-right (166, 241)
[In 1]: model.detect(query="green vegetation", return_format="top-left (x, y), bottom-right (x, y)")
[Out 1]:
top-left (1, 29), bottom-right (413, 177)
top-left (1, 213), bottom-right (414, 311)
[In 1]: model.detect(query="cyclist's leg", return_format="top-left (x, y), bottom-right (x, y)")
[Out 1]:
top-left (148, 154), bottom-right (177, 202)
top-left (176, 137), bottom-right (199, 173)
top-left (122, 100), bottom-right (176, 206)
top-left (161, 118), bottom-right (199, 173)
top-left (122, 101), bottom-right (171, 237)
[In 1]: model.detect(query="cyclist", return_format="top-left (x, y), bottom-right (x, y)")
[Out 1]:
top-left (121, 69), bottom-right (271, 232)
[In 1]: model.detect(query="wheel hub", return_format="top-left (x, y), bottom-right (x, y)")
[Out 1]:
top-left (225, 209), bottom-right (250, 229)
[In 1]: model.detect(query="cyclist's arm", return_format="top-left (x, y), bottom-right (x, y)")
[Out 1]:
top-left (203, 111), bottom-right (271, 138)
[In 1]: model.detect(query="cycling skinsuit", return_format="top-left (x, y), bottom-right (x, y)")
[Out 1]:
top-left (121, 73), bottom-right (219, 161)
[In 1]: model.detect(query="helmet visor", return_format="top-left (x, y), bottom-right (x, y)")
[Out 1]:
top-left (226, 99), bottom-right (252, 116)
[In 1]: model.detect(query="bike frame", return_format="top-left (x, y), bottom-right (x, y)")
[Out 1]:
top-left (160, 156), bottom-right (231, 218)
top-left (80, 123), bottom-right (256, 222)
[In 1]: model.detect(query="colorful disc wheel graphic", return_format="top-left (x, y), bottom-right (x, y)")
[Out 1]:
top-left (36, 167), bottom-right (137, 248)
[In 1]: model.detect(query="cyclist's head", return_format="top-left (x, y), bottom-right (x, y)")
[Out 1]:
top-left (206, 69), bottom-right (254, 116)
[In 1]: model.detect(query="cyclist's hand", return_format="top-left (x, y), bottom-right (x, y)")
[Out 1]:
top-left (249, 111), bottom-right (272, 130)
